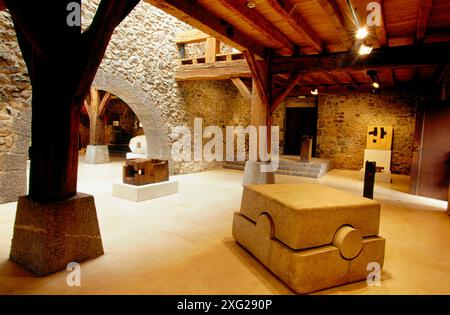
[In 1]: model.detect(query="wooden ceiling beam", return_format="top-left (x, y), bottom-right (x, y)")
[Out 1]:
top-left (265, 0), bottom-right (324, 53)
top-left (144, 0), bottom-right (267, 58)
top-left (271, 42), bottom-right (450, 74)
top-left (416, 0), bottom-right (434, 42)
top-left (216, 0), bottom-right (295, 55)
top-left (374, 0), bottom-right (388, 47)
top-left (244, 50), bottom-right (270, 105)
top-left (316, 0), bottom-right (352, 50)
top-left (231, 78), bottom-right (252, 103)
top-left (175, 59), bottom-right (252, 81)
top-left (270, 73), bottom-right (302, 113)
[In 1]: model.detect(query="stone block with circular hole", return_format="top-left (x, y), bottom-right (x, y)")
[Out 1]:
top-left (232, 183), bottom-right (385, 294)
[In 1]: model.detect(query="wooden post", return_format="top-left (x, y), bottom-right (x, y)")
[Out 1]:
top-left (5, 0), bottom-right (140, 202)
top-left (205, 37), bottom-right (220, 63)
top-left (85, 89), bottom-right (111, 146)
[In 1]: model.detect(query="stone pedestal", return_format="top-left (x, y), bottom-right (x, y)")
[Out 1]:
top-left (242, 161), bottom-right (275, 186)
top-left (112, 179), bottom-right (179, 202)
top-left (85, 145), bottom-right (110, 164)
top-left (10, 193), bottom-right (104, 276)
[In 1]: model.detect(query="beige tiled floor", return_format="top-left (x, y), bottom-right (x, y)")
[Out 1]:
top-left (0, 159), bottom-right (449, 294)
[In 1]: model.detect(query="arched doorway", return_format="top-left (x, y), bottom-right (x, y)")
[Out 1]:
top-left (91, 70), bottom-right (170, 161)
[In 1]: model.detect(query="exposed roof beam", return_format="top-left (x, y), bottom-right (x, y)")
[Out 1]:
top-left (144, 0), bottom-right (267, 58)
top-left (374, 0), bottom-right (388, 47)
top-left (271, 73), bottom-right (303, 113)
top-left (265, 0), bottom-right (324, 53)
top-left (244, 50), bottom-right (270, 105)
top-left (216, 0), bottom-right (295, 56)
top-left (342, 71), bottom-right (359, 84)
top-left (231, 78), bottom-right (252, 103)
top-left (316, 0), bottom-right (352, 50)
top-left (271, 42), bottom-right (450, 74)
top-left (416, 0), bottom-right (434, 42)
top-left (175, 60), bottom-right (252, 81)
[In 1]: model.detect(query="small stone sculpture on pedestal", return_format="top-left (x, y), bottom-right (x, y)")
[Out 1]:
top-left (123, 159), bottom-right (169, 186)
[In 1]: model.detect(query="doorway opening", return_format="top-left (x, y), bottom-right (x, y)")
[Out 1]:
top-left (284, 96), bottom-right (318, 156)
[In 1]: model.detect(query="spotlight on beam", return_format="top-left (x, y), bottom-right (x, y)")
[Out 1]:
top-left (372, 82), bottom-right (380, 89)
top-left (367, 70), bottom-right (380, 89)
top-left (356, 27), bottom-right (368, 39)
top-left (310, 88), bottom-right (319, 95)
top-left (359, 44), bottom-right (373, 55)
top-left (246, 1), bottom-right (256, 8)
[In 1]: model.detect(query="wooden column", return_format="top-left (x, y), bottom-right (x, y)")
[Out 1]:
top-left (4, 0), bottom-right (140, 202)
top-left (85, 89), bottom-right (111, 146)
top-left (205, 37), bottom-right (220, 63)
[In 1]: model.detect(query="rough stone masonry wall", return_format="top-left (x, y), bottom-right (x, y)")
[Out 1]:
top-left (83, 0), bottom-right (249, 174)
top-left (316, 92), bottom-right (417, 174)
top-left (0, 11), bottom-right (31, 203)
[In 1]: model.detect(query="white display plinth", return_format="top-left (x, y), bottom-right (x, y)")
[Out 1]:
top-left (359, 149), bottom-right (392, 183)
top-left (113, 179), bottom-right (178, 202)
top-left (85, 145), bottom-right (110, 164)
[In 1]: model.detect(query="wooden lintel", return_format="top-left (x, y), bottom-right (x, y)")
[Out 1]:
top-left (231, 78), bottom-right (251, 103)
top-left (271, 42), bottom-right (450, 74)
top-left (175, 59), bottom-right (252, 81)
top-left (270, 73), bottom-right (302, 113)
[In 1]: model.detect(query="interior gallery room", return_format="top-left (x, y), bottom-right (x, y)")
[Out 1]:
top-left (0, 0), bottom-right (449, 296)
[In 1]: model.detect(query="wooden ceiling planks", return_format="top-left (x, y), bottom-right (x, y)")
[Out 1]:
top-left (147, 0), bottom-right (450, 88)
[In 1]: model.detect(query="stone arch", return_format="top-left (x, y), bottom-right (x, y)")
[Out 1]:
top-left (91, 70), bottom-right (170, 160)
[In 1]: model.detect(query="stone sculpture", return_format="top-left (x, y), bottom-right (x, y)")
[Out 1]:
top-left (232, 183), bottom-right (385, 294)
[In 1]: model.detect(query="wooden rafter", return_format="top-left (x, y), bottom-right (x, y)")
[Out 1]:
top-left (416, 0), bottom-right (434, 42)
top-left (342, 71), bottom-right (359, 84)
top-left (144, 0), bottom-right (267, 58)
top-left (316, 0), bottom-right (352, 50)
top-left (244, 50), bottom-right (269, 105)
top-left (98, 92), bottom-right (112, 117)
top-left (265, 0), bottom-right (323, 53)
top-left (216, 0), bottom-right (295, 55)
top-left (374, 0), bottom-right (388, 47)
top-left (231, 78), bottom-right (251, 103)
top-left (271, 42), bottom-right (450, 74)
top-left (270, 73), bottom-right (302, 113)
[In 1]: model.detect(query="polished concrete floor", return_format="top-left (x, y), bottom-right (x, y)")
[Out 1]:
top-left (0, 158), bottom-right (449, 294)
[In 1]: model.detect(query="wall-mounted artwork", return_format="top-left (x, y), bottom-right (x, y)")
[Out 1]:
top-left (366, 126), bottom-right (393, 151)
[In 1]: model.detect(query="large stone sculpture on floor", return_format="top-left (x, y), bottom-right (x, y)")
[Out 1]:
top-left (232, 183), bottom-right (385, 294)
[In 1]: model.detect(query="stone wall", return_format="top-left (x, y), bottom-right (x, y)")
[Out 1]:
top-left (316, 92), bottom-right (417, 174)
top-left (0, 1), bottom-right (251, 203)
top-left (0, 11), bottom-right (31, 203)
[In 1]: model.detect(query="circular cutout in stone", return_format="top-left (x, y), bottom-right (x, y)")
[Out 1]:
top-left (332, 225), bottom-right (363, 260)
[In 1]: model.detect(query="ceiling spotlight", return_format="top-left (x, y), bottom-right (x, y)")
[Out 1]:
top-left (356, 27), bottom-right (369, 39)
top-left (372, 82), bottom-right (380, 89)
top-left (246, 1), bottom-right (256, 8)
top-left (310, 88), bottom-right (319, 95)
top-left (359, 44), bottom-right (373, 55)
